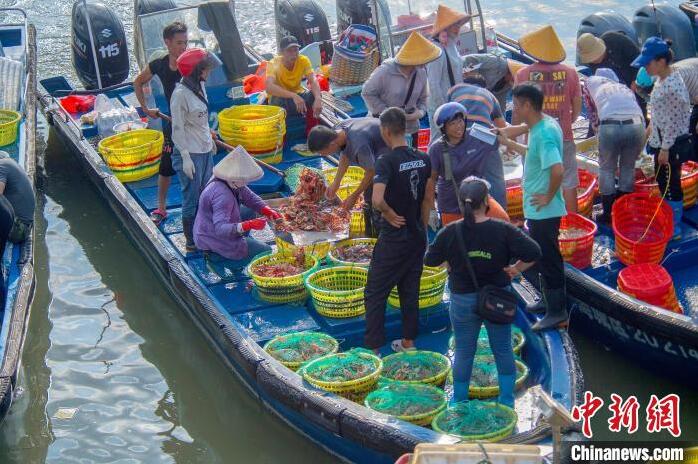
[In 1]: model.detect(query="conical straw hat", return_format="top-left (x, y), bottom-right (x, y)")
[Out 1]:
top-left (213, 145), bottom-right (264, 185)
top-left (519, 25), bottom-right (566, 64)
top-left (432, 4), bottom-right (470, 36)
top-left (395, 32), bottom-right (442, 66)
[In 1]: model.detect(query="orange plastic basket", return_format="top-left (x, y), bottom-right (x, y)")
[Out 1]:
top-left (611, 193), bottom-right (672, 265)
top-left (576, 169), bottom-right (598, 217)
top-left (506, 181), bottom-right (523, 219)
top-left (558, 213), bottom-right (597, 269)
top-left (635, 161), bottom-right (698, 209)
top-left (617, 264), bottom-right (683, 314)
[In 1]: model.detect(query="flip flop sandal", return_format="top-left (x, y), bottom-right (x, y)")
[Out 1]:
top-left (391, 339), bottom-right (417, 353)
top-left (150, 208), bottom-right (168, 225)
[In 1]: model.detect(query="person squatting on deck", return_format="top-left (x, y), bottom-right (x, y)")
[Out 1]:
top-left (307, 118), bottom-right (389, 238)
top-left (424, 177), bottom-right (540, 406)
top-left (133, 21), bottom-right (187, 226)
top-left (364, 107), bottom-right (434, 353)
top-left (362, 32), bottom-right (439, 148)
top-left (497, 85), bottom-right (568, 331)
top-left (194, 147), bottom-right (280, 275)
top-left (265, 35), bottom-right (323, 132)
top-left (170, 48), bottom-right (222, 253)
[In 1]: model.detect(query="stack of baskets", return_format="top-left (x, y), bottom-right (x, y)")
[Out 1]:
top-left (97, 129), bottom-right (163, 183)
top-left (617, 263), bottom-right (683, 314)
top-left (323, 166), bottom-right (366, 236)
top-left (558, 213), bottom-right (598, 269)
top-left (0, 110), bottom-right (20, 147)
top-left (264, 331), bottom-right (339, 371)
top-left (388, 266), bottom-right (448, 309)
top-left (302, 349), bottom-right (382, 402)
top-left (576, 169), bottom-right (598, 217)
top-left (611, 193), bottom-right (673, 265)
top-left (305, 266), bottom-right (368, 318)
top-left (635, 161), bottom-right (698, 209)
top-left (329, 24), bottom-right (380, 86)
top-left (247, 252), bottom-right (319, 303)
top-left (505, 181), bottom-right (523, 220)
top-left (416, 128), bottom-right (430, 152)
top-left (218, 105), bottom-right (286, 164)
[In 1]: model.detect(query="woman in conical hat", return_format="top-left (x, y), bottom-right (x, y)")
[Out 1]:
top-left (426, 4), bottom-right (470, 138)
top-left (193, 146), bottom-right (280, 273)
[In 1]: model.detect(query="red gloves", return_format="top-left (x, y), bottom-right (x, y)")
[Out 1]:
top-left (241, 218), bottom-right (267, 232)
top-left (261, 206), bottom-right (282, 220)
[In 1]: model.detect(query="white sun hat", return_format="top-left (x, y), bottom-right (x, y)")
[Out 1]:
top-left (212, 145), bottom-right (264, 186)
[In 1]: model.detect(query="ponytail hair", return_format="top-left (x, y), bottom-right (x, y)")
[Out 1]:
top-left (656, 39), bottom-right (675, 65)
top-left (458, 177), bottom-right (490, 231)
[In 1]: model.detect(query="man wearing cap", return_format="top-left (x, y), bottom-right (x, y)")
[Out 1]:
top-left (362, 32), bottom-right (441, 147)
top-left (426, 5), bottom-right (469, 138)
top-left (514, 25), bottom-right (582, 214)
top-left (462, 54), bottom-right (525, 113)
top-left (307, 118), bottom-right (389, 237)
top-left (266, 35), bottom-right (323, 121)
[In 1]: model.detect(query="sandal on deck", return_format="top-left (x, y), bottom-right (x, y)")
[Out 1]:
top-left (150, 208), bottom-right (168, 225)
top-left (391, 339), bottom-right (417, 353)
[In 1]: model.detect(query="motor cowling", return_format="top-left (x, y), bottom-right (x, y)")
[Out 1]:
top-left (274, 0), bottom-right (331, 51)
top-left (336, 0), bottom-right (390, 36)
top-left (633, 3), bottom-right (697, 61)
top-left (71, 1), bottom-right (129, 90)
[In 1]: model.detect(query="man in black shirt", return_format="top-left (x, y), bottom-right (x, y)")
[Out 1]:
top-left (364, 107), bottom-right (435, 353)
top-left (134, 22), bottom-right (188, 225)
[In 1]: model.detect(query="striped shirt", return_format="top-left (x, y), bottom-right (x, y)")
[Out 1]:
top-left (672, 58), bottom-right (698, 105)
top-left (447, 83), bottom-right (503, 128)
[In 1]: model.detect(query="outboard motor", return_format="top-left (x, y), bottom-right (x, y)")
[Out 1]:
top-left (679, 1), bottom-right (698, 52)
top-left (336, 0), bottom-right (390, 36)
top-left (577, 12), bottom-right (638, 43)
top-left (133, 0), bottom-right (177, 67)
top-left (274, 0), bottom-right (331, 51)
top-left (633, 3), bottom-right (696, 61)
top-left (71, 1), bottom-right (129, 90)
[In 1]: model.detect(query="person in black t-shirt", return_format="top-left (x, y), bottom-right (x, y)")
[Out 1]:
top-left (134, 21), bottom-right (188, 225)
top-left (364, 107), bottom-right (435, 353)
top-left (424, 177), bottom-right (540, 406)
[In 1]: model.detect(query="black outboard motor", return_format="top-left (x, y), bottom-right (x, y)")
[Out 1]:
top-left (133, 0), bottom-right (177, 66)
top-left (633, 3), bottom-right (697, 61)
top-left (71, 1), bottom-right (129, 90)
top-left (577, 12), bottom-right (638, 43)
top-left (336, 0), bottom-right (390, 36)
top-left (274, 0), bottom-right (331, 51)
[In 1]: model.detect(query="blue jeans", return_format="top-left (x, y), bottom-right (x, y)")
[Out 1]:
top-left (598, 122), bottom-right (644, 195)
top-left (172, 150), bottom-right (214, 220)
top-left (449, 292), bottom-right (515, 403)
top-left (482, 151), bottom-right (506, 208)
top-left (205, 238), bottom-right (271, 281)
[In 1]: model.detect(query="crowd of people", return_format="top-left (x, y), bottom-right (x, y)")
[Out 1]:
top-left (134, 9), bottom-right (698, 407)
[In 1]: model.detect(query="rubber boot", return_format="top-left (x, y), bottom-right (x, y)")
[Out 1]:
top-left (525, 277), bottom-right (547, 315)
top-left (450, 381), bottom-right (470, 406)
top-left (667, 200), bottom-right (683, 241)
top-left (182, 217), bottom-right (197, 253)
top-left (594, 194), bottom-right (615, 225)
top-left (532, 287), bottom-right (568, 331)
top-left (497, 374), bottom-right (515, 408)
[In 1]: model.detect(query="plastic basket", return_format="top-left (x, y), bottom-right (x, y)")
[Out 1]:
top-left (558, 213), bottom-right (597, 269)
top-left (468, 357), bottom-right (529, 399)
top-left (365, 383), bottom-right (447, 426)
top-left (302, 350), bottom-right (383, 401)
top-left (635, 162), bottom-right (698, 209)
top-left (305, 266), bottom-right (368, 318)
top-left (0, 110), bottom-right (21, 147)
top-left (329, 26), bottom-right (380, 87)
top-left (264, 331), bottom-right (339, 370)
top-left (431, 401), bottom-right (518, 442)
top-left (388, 266), bottom-right (448, 309)
top-left (612, 193), bottom-right (672, 265)
top-left (323, 166), bottom-right (365, 200)
top-left (328, 238), bottom-right (376, 266)
top-left (247, 252), bottom-right (319, 303)
top-left (576, 169), bottom-right (598, 217)
top-left (381, 350), bottom-right (451, 387)
top-left (417, 128), bottom-right (430, 151)
top-left (218, 105), bottom-right (286, 157)
top-left (349, 211), bottom-right (365, 237)
top-left (505, 182), bottom-right (523, 219)
top-left (98, 129), bottom-right (164, 182)
top-left (274, 237), bottom-right (330, 260)
top-left (617, 264), bottom-right (683, 314)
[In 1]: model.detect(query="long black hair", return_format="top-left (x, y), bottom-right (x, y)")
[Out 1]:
top-left (458, 177), bottom-right (489, 231)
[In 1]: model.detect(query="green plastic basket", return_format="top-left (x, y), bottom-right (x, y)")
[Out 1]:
top-left (365, 382), bottom-right (447, 426)
top-left (305, 266), bottom-right (368, 318)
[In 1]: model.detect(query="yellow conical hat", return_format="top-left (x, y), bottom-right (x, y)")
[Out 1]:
top-left (395, 32), bottom-right (442, 66)
top-left (432, 4), bottom-right (470, 36)
top-left (519, 25), bottom-right (566, 64)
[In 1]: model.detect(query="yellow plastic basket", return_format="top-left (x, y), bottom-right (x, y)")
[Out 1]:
top-left (247, 252), bottom-right (319, 303)
top-left (431, 402), bottom-right (518, 442)
top-left (467, 358), bottom-right (529, 399)
top-left (218, 105), bottom-right (286, 156)
top-left (0, 110), bottom-right (21, 147)
top-left (263, 331), bottom-right (339, 371)
top-left (388, 266), bottom-right (448, 309)
top-left (274, 237), bottom-right (330, 261)
top-left (98, 129), bottom-right (164, 182)
top-left (306, 266), bottom-right (367, 318)
top-left (302, 350), bottom-right (382, 401)
top-left (328, 238), bottom-right (376, 266)
top-left (323, 166), bottom-right (365, 200)
top-left (349, 211), bottom-right (365, 237)
top-left (381, 350), bottom-right (452, 387)
top-left (364, 383), bottom-right (447, 426)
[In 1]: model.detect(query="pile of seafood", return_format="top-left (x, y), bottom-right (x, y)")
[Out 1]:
top-left (559, 227), bottom-right (589, 240)
top-left (251, 248), bottom-right (307, 277)
top-left (333, 243), bottom-right (374, 263)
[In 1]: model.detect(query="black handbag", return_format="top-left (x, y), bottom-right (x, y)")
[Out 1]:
top-left (658, 128), bottom-right (694, 163)
top-left (455, 222), bottom-right (517, 324)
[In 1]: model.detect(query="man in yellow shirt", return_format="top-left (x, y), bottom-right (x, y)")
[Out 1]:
top-left (266, 36), bottom-right (323, 119)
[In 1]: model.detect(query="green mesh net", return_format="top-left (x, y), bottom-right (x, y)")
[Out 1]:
top-left (264, 332), bottom-right (338, 366)
top-left (365, 382), bottom-right (446, 417)
top-left (449, 326), bottom-right (525, 355)
top-left (433, 400), bottom-right (517, 438)
top-left (471, 355), bottom-right (527, 388)
top-left (382, 351), bottom-right (450, 382)
top-left (303, 348), bottom-right (379, 383)
top-left (284, 163), bottom-right (325, 192)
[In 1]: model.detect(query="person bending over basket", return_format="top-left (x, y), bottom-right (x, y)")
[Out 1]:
top-left (194, 146), bottom-right (279, 275)
top-left (424, 177), bottom-right (540, 406)
top-left (171, 48), bottom-right (221, 253)
top-left (364, 107), bottom-right (434, 353)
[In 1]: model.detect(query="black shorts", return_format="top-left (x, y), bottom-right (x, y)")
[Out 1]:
top-left (159, 137), bottom-right (176, 177)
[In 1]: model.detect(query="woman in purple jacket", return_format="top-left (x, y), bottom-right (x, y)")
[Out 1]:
top-left (194, 147), bottom-right (280, 276)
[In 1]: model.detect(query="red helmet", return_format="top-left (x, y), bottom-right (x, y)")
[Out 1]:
top-left (176, 48), bottom-right (221, 77)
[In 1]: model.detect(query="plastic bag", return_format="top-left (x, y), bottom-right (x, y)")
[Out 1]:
top-left (94, 94), bottom-right (113, 113)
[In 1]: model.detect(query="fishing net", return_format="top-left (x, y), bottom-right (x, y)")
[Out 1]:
top-left (365, 382), bottom-right (446, 425)
top-left (469, 355), bottom-right (529, 397)
top-left (382, 351), bottom-right (451, 386)
top-left (304, 349), bottom-right (378, 382)
top-left (431, 400), bottom-right (517, 441)
top-left (264, 332), bottom-right (339, 370)
top-left (449, 326), bottom-right (525, 355)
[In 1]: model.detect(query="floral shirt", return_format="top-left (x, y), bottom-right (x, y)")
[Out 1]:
top-left (649, 72), bottom-right (691, 150)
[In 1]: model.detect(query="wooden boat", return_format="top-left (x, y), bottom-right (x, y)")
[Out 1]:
top-left (0, 7), bottom-right (37, 422)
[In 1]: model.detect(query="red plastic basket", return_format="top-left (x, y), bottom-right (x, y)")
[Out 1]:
top-left (558, 213), bottom-right (597, 269)
top-left (617, 264), bottom-right (683, 314)
top-left (506, 181), bottom-right (523, 219)
top-left (611, 193), bottom-right (672, 265)
top-left (576, 169), bottom-right (598, 217)
top-left (417, 128), bottom-right (430, 151)
top-left (634, 161), bottom-right (698, 209)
